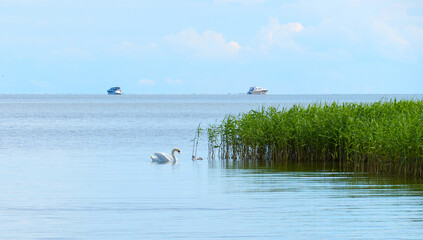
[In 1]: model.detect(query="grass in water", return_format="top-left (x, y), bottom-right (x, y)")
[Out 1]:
top-left (191, 123), bottom-right (203, 159)
top-left (206, 99), bottom-right (423, 178)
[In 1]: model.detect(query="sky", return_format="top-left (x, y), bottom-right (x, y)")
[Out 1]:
top-left (0, 0), bottom-right (422, 94)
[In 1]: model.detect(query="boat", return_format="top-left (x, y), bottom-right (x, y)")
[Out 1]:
top-left (247, 86), bottom-right (268, 95)
top-left (107, 87), bottom-right (122, 95)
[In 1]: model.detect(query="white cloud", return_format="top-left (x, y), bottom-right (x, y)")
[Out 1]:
top-left (255, 18), bottom-right (304, 52)
top-left (163, 28), bottom-right (241, 59)
top-left (372, 20), bottom-right (409, 46)
top-left (138, 79), bottom-right (155, 86)
top-left (407, 25), bottom-right (423, 50)
top-left (369, 3), bottom-right (423, 59)
top-left (279, 1), bottom-right (423, 60)
top-left (165, 78), bottom-right (183, 85)
top-left (371, 3), bottom-right (409, 49)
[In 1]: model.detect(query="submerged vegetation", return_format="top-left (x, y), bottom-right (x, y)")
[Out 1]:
top-left (207, 99), bottom-right (423, 178)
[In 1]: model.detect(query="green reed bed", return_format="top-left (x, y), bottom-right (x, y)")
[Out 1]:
top-left (207, 99), bottom-right (423, 178)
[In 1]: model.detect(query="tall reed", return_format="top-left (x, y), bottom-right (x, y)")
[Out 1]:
top-left (191, 123), bottom-right (203, 158)
top-left (207, 99), bottom-right (423, 178)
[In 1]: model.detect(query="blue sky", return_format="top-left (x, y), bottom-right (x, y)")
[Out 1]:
top-left (1, 0), bottom-right (422, 94)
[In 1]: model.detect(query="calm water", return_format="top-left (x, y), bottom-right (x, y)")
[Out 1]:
top-left (1, 94), bottom-right (423, 239)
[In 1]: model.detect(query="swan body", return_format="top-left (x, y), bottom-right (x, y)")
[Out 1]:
top-left (151, 148), bottom-right (180, 163)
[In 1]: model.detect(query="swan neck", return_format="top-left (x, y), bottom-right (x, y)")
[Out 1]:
top-left (171, 150), bottom-right (178, 161)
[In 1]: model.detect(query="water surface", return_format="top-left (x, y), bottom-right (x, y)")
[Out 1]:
top-left (0, 94), bottom-right (422, 239)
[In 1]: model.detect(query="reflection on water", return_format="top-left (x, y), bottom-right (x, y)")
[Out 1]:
top-left (151, 161), bottom-right (178, 166)
top-left (205, 161), bottom-right (423, 239)
top-left (213, 160), bottom-right (423, 193)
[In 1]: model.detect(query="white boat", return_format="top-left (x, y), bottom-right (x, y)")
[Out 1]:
top-left (247, 86), bottom-right (268, 95)
top-left (107, 87), bottom-right (122, 95)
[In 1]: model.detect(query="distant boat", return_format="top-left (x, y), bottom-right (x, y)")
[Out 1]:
top-left (107, 87), bottom-right (122, 95)
top-left (247, 86), bottom-right (268, 95)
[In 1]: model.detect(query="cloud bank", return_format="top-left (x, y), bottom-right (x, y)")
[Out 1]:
top-left (163, 28), bottom-right (241, 59)
top-left (256, 18), bottom-right (304, 52)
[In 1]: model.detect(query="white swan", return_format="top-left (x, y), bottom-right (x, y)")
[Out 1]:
top-left (151, 148), bottom-right (180, 163)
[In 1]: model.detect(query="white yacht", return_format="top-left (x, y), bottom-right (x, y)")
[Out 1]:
top-left (247, 86), bottom-right (268, 95)
top-left (107, 87), bottom-right (122, 95)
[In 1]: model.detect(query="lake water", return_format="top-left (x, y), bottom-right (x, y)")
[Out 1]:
top-left (0, 94), bottom-right (423, 239)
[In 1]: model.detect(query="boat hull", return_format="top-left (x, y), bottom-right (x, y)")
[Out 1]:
top-left (248, 90), bottom-right (268, 95)
top-left (247, 87), bottom-right (268, 95)
top-left (107, 91), bottom-right (122, 95)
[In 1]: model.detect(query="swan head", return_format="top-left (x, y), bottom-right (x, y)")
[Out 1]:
top-left (172, 148), bottom-right (181, 154)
